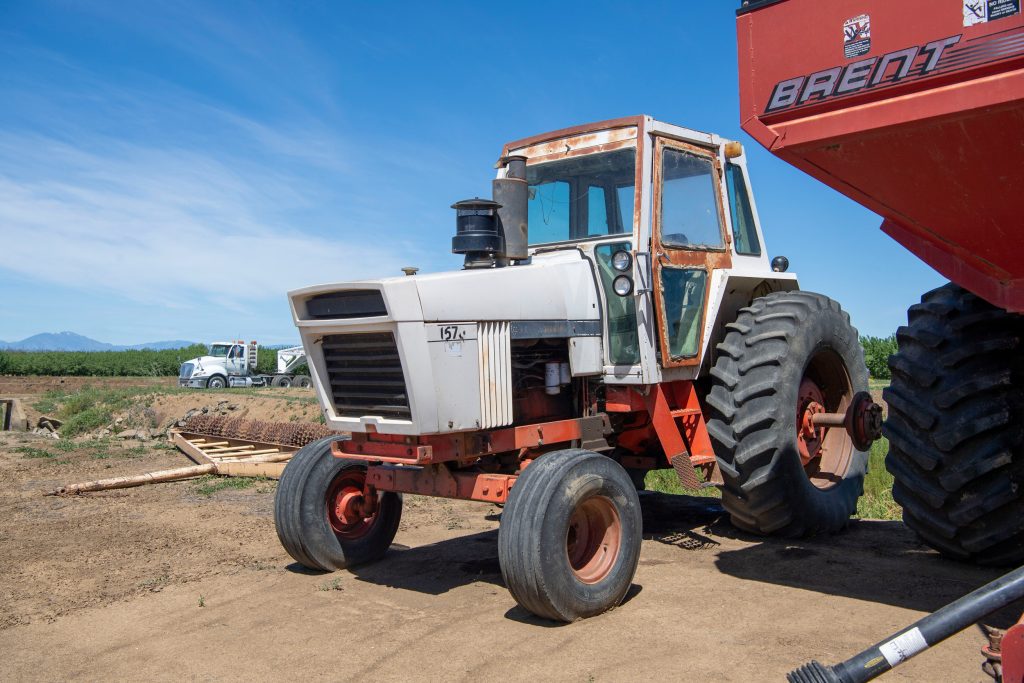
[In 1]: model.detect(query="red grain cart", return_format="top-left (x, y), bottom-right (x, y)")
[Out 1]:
top-left (738, 1), bottom-right (1024, 680)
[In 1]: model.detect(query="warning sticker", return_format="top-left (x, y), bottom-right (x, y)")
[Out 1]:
top-left (878, 628), bottom-right (928, 667)
top-left (964, 0), bottom-right (1021, 26)
top-left (844, 14), bottom-right (871, 59)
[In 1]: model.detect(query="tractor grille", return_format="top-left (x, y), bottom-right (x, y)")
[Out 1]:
top-left (321, 332), bottom-right (411, 420)
top-left (307, 290), bottom-right (386, 320)
top-left (179, 363), bottom-right (194, 379)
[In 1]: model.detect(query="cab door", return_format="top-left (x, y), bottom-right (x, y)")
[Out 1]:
top-left (225, 344), bottom-right (245, 376)
top-left (651, 137), bottom-right (732, 368)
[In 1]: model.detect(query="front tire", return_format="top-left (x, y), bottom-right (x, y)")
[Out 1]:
top-left (498, 449), bottom-right (642, 622)
top-left (884, 284), bottom-right (1024, 565)
top-left (206, 375), bottom-right (227, 389)
top-left (706, 291), bottom-right (869, 536)
top-left (275, 436), bottom-right (402, 570)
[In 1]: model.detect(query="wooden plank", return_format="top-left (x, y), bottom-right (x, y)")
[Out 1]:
top-left (218, 452), bottom-right (294, 464)
top-left (205, 450), bottom-right (281, 461)
top-left (205, 445), bottom-right (256, 454)
top-left (221, 448), bottom-right (281, 457)
top-left (48, 463), bottom-right (218, 495)
top-left (216, 462), bottom-right (287, 479)
top-left (172, 432), bottom-right (215, 465)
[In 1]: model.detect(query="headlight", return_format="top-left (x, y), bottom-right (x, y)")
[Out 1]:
top-left (612, 275), bottom-right (633, 296)
top-left (611, 250), bottom-right (632, 272)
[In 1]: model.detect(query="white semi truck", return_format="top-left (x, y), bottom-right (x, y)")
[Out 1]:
top-left (178, 341), bottom-right (310, 389)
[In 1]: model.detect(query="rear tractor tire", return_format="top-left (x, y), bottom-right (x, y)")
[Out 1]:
top-left (706, 291), bottom-right (869, 536)
top-left (884, 283), bottom-right (1024, 566)
top-left (274, 436), bottom-right (402, 571)
top-left (498, 449), bottom-right (642, 622)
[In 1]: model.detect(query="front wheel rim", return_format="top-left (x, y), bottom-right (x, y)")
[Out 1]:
top-left (326, 470), bottom-right (376, 540)
top-left (566, 495), bottom-right (621, 584)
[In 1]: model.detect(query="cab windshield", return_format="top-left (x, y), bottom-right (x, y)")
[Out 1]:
top-left (527, 148), bottom-right (636, 245)
top-left (209, 344), bottom-right (230, 357)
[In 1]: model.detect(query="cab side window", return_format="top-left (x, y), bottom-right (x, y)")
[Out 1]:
top-left (725, 164), bottom-right (762, 256)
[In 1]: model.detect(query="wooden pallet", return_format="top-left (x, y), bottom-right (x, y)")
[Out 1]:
top-left (171, 431), bottom-right (299, 479)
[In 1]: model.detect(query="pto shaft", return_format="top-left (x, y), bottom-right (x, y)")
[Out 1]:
top-left (788, 565), bottom-right (1024, 682)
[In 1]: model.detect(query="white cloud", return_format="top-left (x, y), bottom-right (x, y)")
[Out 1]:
top-left (0, 132), bottom-right (413, 309)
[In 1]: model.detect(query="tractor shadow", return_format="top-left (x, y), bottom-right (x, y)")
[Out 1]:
top-left (637, 491), bottom-right (1024, 626)
top-left (347, 529), bottom-right (506, 595)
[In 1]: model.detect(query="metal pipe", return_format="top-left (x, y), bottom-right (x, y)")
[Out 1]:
top-left (788, 565), bottom-right (1024, 682)
top-left (810, 412), bottom-right (846, 427)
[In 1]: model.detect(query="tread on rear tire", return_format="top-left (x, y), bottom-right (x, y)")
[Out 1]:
top-left (884, 283), bottom-right (1024, 565)
top-left (706, 290), bottom-right (869, 536)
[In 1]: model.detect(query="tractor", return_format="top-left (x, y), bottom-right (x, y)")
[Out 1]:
top-left (274, 115), bottom-right (881, 621)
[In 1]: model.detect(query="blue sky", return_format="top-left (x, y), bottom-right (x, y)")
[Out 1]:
top-left (0, 1), bottom-right (944, 345)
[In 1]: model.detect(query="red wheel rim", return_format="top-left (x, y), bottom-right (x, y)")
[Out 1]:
top-left (326, 470), bottom-right (376, 540)
top-left (566, 496), bottom-right (621, 585)
top-left (797, 377), bottom-right (827, 465)
top-left (796, 350), bottom-right (854, 490)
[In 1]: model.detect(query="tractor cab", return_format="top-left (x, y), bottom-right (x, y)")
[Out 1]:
top-left (500, 116), bottom-right (785, 379)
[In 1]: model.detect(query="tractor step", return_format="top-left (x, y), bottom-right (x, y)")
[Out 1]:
top-left (671, 453), bottom-right (702, 490)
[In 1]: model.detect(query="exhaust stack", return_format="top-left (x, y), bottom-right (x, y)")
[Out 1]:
top-left (493, 155), bottom-right (529, 262)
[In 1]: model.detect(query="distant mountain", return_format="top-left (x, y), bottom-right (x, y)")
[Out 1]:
top-left (0, 332), bottom-right (198, 352)
top-left (125, 340), bottom-right (198, 351)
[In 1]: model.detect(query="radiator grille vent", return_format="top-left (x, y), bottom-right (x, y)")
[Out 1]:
top-left (321, 332), bottom-right (411, 420)
top-left (478, 321), bottom-right (512, 428)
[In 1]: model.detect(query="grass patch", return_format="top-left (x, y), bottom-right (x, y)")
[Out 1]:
top-left (191, 475), bottom-right (266, 496)
top-left (14, 446), bottom-right (56, 459)
top-left (857, 437), bottom-right (900, 520)
top-left (643, 438), bottom-right (900, 521)
top-left (123, 445), bottom-right (147, 458)
top-left (644, 469), bottom-right (721, 498)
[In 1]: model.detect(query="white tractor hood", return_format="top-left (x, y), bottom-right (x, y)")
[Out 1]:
top-left (288, 249), bottom-right (606, 436)
top-left (291, 249), bottom-right (602, 325)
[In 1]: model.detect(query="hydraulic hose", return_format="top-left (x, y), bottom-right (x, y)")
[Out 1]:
top-left (788, 564), bottom-right (1024, 683)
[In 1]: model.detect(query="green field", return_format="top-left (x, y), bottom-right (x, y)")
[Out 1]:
top-left (0, 345), bottom-right (303, 377)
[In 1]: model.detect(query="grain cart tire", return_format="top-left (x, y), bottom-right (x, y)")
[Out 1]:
top-left (206, 375), bottom-right (227, 389)
top-left (275, 436), bottom-right (402, 571)
top-left (884, 283), bottom-right (1024, 566)
top-left (706, 291), bottom-right (869, 536)
top-left (498, 449), bottom-right (641, 622)
top-left (271, 375), bottom-right (292, 388)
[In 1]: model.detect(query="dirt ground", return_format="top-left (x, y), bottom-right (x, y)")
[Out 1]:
top-left (0, 381), bottom-right (1013, 681)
